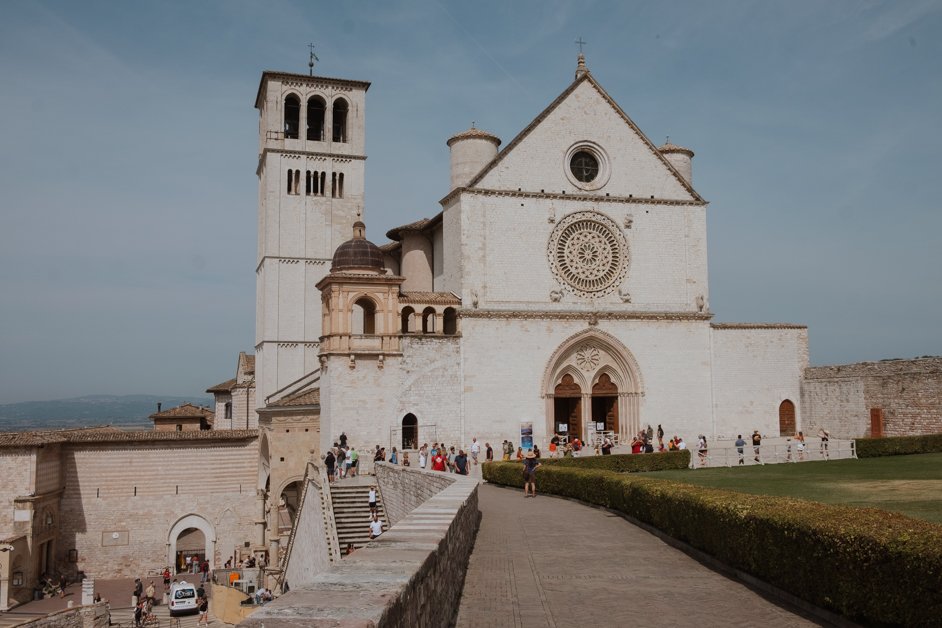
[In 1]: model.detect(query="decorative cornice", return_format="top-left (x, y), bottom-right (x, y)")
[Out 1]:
top-left (256, 71), bottom-right (371, 109)
top-left (440, 186), bottom-right (707, 207)
top-left (459, 309), bottom-right (713, 322)
top-left (261, 148), bottom-right (367, 161)
top-left (711, 323), bottom-right (807, 330)
top-left (256, 256), bottom-right (330, 273)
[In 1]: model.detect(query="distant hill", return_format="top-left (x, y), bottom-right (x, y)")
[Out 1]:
top-left (0, 394), bottom-right (213, 432)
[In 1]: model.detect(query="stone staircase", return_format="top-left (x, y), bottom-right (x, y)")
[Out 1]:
top-left (329, 483), bottom-right (387, 551)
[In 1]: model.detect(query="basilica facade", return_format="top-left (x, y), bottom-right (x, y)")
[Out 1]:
top-left (254, 55), bottom-right (808, 459)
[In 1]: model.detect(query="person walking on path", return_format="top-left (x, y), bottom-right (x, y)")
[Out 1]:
top-left (349, 446), bottom-right (359, 477)
top-left (197, 592), bottom-right (209, 626)
top-left (325, 449), bottom-right (336, 482)
top-left (697, 435), bottom-right (708, 467)
top-left (735, 434), bottom-right (746, 465)
top-left (431, 449), bottom-right (447, 471)
top-left (485, 442), bottom-right (493, 462)
top-left (455, 449), bottom-right (469, 475)
top-left (818, 428), bottom-right (830, 460)
top-left (522, 451), bottom-right (541, 498)
top-left (339, 432), bottom-right (347, 448)
top-left (752, 430), bottom-right (762, 464)
top-left (470, 438), bottom-right (481, 465)
top-left (368, 487), bottom-right (378, 515)
top-left (419, 444), bottom-right (428, 469)
top-left (390, 447), bottom-right (398, 465)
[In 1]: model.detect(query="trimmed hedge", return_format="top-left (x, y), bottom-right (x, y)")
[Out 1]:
top-left (539, 450), bottom-right (690, 473)
top-left (856, 433), bottom-right (942, 458)
top-left (483, 461), bottom-right (942, 626)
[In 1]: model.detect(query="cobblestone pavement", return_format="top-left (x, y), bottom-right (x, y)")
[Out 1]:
top-left (455, 484), bottom-right (821, 628)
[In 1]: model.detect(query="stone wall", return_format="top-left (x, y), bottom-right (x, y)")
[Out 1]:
top-left (18, 603), bottom-right (109, 628)
top-left (0, 447), bottom-right (32, 534)
top-left (58, 436), bottom-right (260, 578)
top-left (374, 462), bottom-right (454, 527)
top-left (281, 467), bottom-right (332, 589)
top-left (240, 467), bottom-right (479, 628)
top-left (802, 357), bottom-right (942, 438)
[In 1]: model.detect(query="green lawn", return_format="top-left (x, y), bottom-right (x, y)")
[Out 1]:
top-left (646, 453), bottom-right (942, 524)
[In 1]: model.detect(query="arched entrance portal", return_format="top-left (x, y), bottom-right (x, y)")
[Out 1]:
top-left (592, 373), bottom-right (619, 434)
top-left (553, 374), bottom-right (582, 441)
top-left (544, 330), bottom-right (644, 444)
top-left (168, 514), bottom-right (215, 573)
top-left (779, 400), bottom-right (796, 436)
top-left (402, 414), bottom-right (418, 450)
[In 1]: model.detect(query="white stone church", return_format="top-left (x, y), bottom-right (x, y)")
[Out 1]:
top-left (251, 54), bottom-right (808, 457)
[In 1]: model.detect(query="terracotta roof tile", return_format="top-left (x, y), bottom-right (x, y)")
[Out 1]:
top-left (149, 403), bottom-right (214, 420)
top-left (379, 241), bottom-right (401, 253)
top-left (206, 378), bottom-right (237, 393)
top-left (446, 127), bottom-right (501, 147)
top-left (0, 426), bottom-right (256, 447)
top-left (398, 291), bottom-right (462, 305)
top-left (269, 388), bottom-right (320, 408)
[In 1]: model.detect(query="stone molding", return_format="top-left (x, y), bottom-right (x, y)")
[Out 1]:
top-left (711, 323), bottom-right (807, 330)
top-left (460, 309), bottom-right (713, 322)
top-left (441, 185), bottom-right (707, 207)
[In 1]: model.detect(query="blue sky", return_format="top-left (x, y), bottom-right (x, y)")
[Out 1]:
top-left (1, 0), bottom-right (940, 404)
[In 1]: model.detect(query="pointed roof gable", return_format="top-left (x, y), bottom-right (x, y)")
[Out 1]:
top-left (444, 71), bottom-right (704, 204)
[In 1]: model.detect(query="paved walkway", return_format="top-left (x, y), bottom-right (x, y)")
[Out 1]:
top-left (0, 578), bottom-right (225, 628)
top-left (455, 484), bottom-right (821, 628)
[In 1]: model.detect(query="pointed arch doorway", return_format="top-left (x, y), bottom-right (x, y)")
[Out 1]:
top-left (554, 374), bottom-right (582, 441)
top-left (544, 330), bottom-right (643, 444)
top-left (592, 373), bottom-right (619, 435)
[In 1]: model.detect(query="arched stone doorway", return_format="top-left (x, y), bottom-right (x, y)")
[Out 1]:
top-left (779, 400), bottom-right (796, 436)
top-left (402, 414), bottom-right (418, 450)
top-left (553, 374), bottom-right (583, 441)
top-left (543, 330), bottom-right (643, 444)
top-left (278, 479), bottom-right (303, 536)
top-left (592, 373), bottom-right (619, 435)
top-left (167, 514), bottom-right (216, 572)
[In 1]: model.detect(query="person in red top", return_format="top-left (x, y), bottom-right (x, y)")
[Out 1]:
top-left (431, 451), bottom-right (447, 471)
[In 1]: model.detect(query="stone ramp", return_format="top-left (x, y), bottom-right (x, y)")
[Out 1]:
top-left (455, 484), bottom-right (822, 627)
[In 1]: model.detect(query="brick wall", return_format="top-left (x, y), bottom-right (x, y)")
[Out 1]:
top-left (0, 448), bottom-right (33, 534)
top-left (802, 357), bottom-right (942, 437)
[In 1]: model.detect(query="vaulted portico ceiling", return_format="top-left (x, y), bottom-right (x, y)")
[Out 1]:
top-left (439, 59), bottom-right (705, 206)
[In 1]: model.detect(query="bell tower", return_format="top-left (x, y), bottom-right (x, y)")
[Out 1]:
top-left (254, 69), bottom-right (370, 408)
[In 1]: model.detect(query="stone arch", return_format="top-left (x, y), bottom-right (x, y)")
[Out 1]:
top-left (346, 292), bottom-right (382, 334)
top-left (542, 329), bottom-right (644, 443)
top-left (167, 514), bottom-right (216, 571)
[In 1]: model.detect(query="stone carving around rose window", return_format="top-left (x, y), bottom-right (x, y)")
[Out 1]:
top-left (548, 210), bottom-right (629, 298)
top-left (575, 345), bottom-right (600, 371)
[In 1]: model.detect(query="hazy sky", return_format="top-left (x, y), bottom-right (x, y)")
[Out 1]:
top-left (1, 0), bottom-right (940, 404)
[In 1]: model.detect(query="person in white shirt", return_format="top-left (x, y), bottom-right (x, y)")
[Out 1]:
top-left (677, 438), bottom-right (687, 450)
top-left (368, 487), bottom-right (377, 515)
top-left (369, 513), bottom-right (383, 540)
top-left (470, 437), bottom-right (481, 465)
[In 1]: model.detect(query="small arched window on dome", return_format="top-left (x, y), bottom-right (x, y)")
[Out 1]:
top-left (421, 307), bottom-right (436, 334)
top-left (307, 96), bottom-right (325, 141)
top-left (284, 95), bottom-right (300, 139)
top-left (332, 99), bottom-right (348, 142)
top-left (353, 297), bottom-right (377, 335)
top-left (401, 306), bottom-right (416, 333)
top-left (443, 307), bottom-right (458, 335)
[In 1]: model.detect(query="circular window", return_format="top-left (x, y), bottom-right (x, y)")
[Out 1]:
top-left (564, 142), bottom-right (610, 191)
top-left (548, 211), bottom-right (628, 297)
top-left (570, 151), bottom-right (599, 182)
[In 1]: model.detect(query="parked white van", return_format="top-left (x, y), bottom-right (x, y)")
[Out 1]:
top-left (169, 581), bottom-right (199, 616)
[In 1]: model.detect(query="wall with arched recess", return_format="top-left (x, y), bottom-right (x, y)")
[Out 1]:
top-left (167, 513), bottom-right (216, 570)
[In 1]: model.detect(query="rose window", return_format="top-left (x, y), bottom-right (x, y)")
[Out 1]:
top-left (549, 211), bottom-right (628, 297)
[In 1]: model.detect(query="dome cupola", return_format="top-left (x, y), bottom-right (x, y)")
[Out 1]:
top-left (330, 221), bottom-right (385, 273)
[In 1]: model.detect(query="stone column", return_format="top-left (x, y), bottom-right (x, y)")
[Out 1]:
top-left (255, 490), bottom-right (267, 547)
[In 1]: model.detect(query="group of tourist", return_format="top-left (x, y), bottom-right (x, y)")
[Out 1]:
top-left (324, 434), bottom-right (360, 482)
top-left (547, 435), bottom-right (583, 457)
top-left (415, 442), bottom-right (472, 475)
